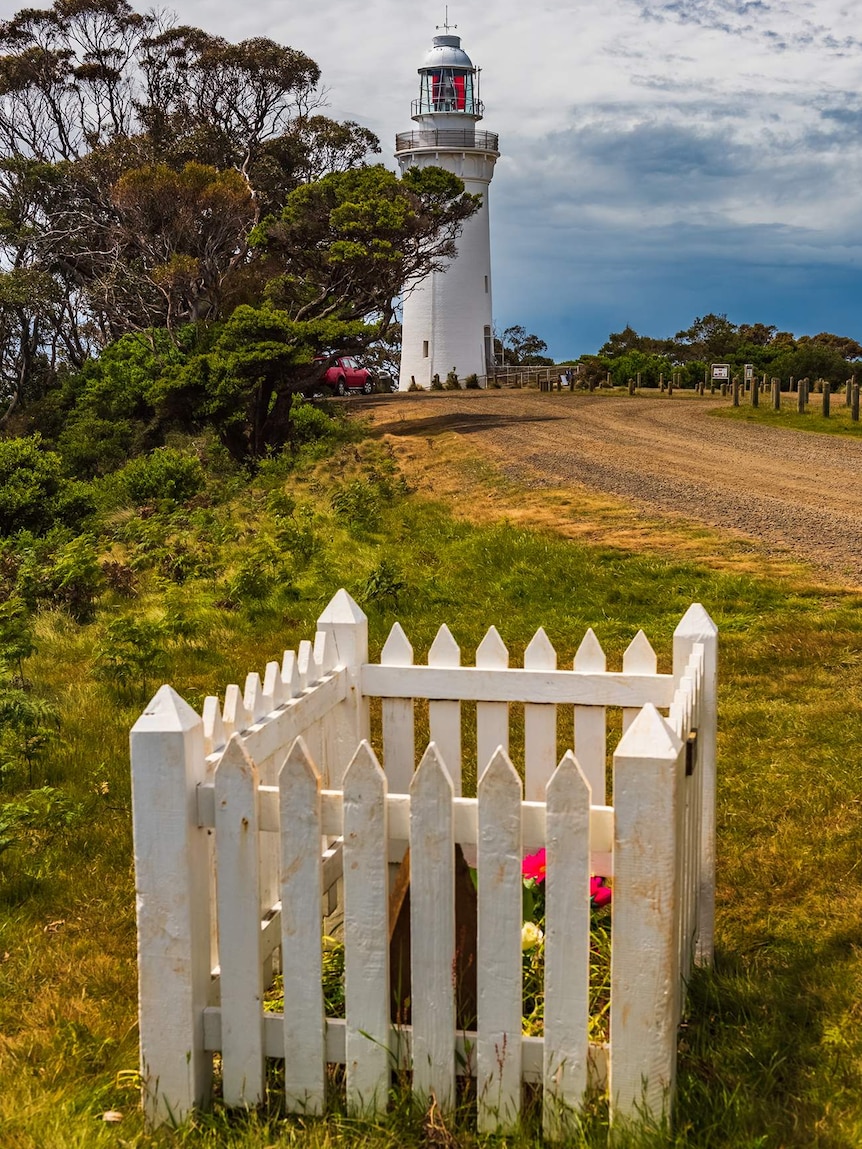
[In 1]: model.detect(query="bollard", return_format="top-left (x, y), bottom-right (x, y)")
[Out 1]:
top-left (772, 379), bottom-right (781, 410)
top-left (628, 377), bottom-right (635, 396)
top-left (636, 372), bottom-right (642, 390)
top-left (853, 383), bottom-right (859, 422)
top-left (823, 383), bottom-right (830, 417)
top-left (751, 375), bottom-right (759, 407)
top-left (732, 378), bottom-right (739, 407)
top-left (847, 379), bottom-right (853, 407)
top-left (797, 380), bottom-right (805, 414)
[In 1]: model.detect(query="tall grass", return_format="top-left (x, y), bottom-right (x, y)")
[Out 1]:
top-left (3, 429), bottom-right (862, 1146)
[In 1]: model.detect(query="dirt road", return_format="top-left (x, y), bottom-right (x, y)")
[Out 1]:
top-left (364, 390), bottom-right (862, 584)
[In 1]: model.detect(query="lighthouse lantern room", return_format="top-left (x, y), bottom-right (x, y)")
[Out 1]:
top-left (395, 25), bottom-right (500, 389)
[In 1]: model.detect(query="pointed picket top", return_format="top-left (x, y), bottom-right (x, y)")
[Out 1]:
top-left (223, 682), bottom-right (251, 735)
top-left (244, 672), bottom-right (266, 723)
top-left (343, 738), bottom-right (387, 791)
top-left (476, 625), bottom-right (508, 669)
top-left (674, 602), bottom-right (718, 642)
top-left (215, 730), bottom-right (259, 783)
top-left (478, 744), bottom-right (522, 797)
top-left (313, 628), bottom-right (337, 675)
top-left (263, 661), bottom-right (285, 710)
top-left (615, 702), bottom-right (683, 762)
top-left (381, 621), bottom-right (413, 666)
top-left (524, 626), bottom-right (556, 671)
top-left (428, 623), bottom-right (460, 667)
top-left (297, 639), bottom-right (314, 689)
top-left (131, 683), bottom-right (201, 734)
top-left (202, 696), bottom-right (226, 757)
top-left (282, 650), bottom-right (301, 698)
top-left (548, 749), bottom-right (592, 805)
top-left (622, 629), bottom-right (657, 674)
top-left (278, 734), bottom-right (321, 788)
top-left (411, 741), bottom-right (455, 799)
top-left (317, 587), bottom-right (367, 627)
top-left (574, 627), bottom-right (606, 672)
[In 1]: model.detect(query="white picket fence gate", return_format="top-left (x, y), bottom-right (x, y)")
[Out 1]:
top-left (131, 589), bottom-right (717, 1138)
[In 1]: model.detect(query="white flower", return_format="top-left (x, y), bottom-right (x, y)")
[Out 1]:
top-left (521, 921), bottom-right (543, 951)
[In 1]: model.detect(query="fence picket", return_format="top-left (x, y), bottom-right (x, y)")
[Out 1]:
top-left (477, 749), bottom-right (523, 1132)
top-left (202, 695), bottom-right (225, 757)
top-left (298, 639), bottom-right (314, 689)
top-left (428, 625), bottom-right (462, 795)
top-left (610, 705), bottom-right (682, 1125)
top-left (476, 627), bottom-right (509, 771)
top-left (263, 661), bottom-right (286, 710)
top-left (131, 686), bottom-right (213, 1125)
top-left (543, 751), bottom-right (591, 1139)
top-left (222, 683), bottom-right (251, 739)
top-left (523, 628), bottom-right (557, 801)
top-left (342, 742), bottom-right (390, 1113)
top-left (573, 628), bottom-right (607, 803)
top-left (381, 622), bottom-right (415, 793)
top-left (673, 604), bottom-right (718, 966)
top-left (282, 650), bottom-right (301, 697)
top-left (410, 743), bottom-right (456, 1112)
top-left (621, 631), bottom-right (657, 736)
top-left (244, 672), bottom-right (266, 724)
top-left (279, 737), bottom-right (326, 1113)
top-left (214, 735), bottom-right (265, 1106)
top-left (314, 628), bottom-right (337, 676)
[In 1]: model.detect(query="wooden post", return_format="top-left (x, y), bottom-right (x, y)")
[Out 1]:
top-left (477, 749), bottom-right (522, 1133)
top-left (659, 372), bottom-right (665, 392)
top-left (410, 745), bottom-right (456, 1113)
top-left (131, 686), bottom-right (213, 1126)
top-left (823, 382), bottom-right (830, 417)
top-left (673, 604), bottom-right (718, 967)
top-left (636, 371), bottom-right (642, 389)
top-left (751, 373), bottom-right (759, 407)
top-left (628, 377), bottom-right (635, 395)
top-left (343, 743), bottom-right (391, 1114)
top-left (317, 589), bottom-right (369, 782)
top-left (610, 705), bottom-right (683, 1126)
top-left (847, 379), bottom-right (853, 407)
top-left (731, 377), bottom-right (739, 407)
top-left (719, 383), bottom-right (726, 397)
top-left (772, 379), bottom-right (780, 411)
top-left (668, 373), bottom-right (674, 397)
top-left (853, 383), bottom-right (860, 423)
top-left (797, 380), bottom-right (805, 414)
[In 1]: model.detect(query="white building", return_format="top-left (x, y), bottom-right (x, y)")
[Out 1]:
top-left (395, 29), bottom-right (500, 389)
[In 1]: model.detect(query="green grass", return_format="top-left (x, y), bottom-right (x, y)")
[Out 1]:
top-left (4, 426), bottom-right (862, 1146)
top-left (714, 393), bottom-right (862, 436)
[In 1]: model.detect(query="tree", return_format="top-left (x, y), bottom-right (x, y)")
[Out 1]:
top-left (496, 324), bottom-right (551, 366)
top-left (258, 164), bottom-right (480, 331)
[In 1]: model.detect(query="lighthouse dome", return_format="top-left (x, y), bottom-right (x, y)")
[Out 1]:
top-left (421, 34), bottom-right (474, 70)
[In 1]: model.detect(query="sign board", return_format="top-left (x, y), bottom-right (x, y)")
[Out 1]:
top-left (744, 364), bottom-right (754, 381)
top-left (711, 363), bottom-right (730, 381)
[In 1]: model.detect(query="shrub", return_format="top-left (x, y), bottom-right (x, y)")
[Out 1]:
top-left (407, 378), bottom-right (421, 392)
top-left (331, 480), bottom-right (380, 532)
top-left (115, 447), bottom-right (205, 506)
top-left (289, 395), bottom-right (335, 447)
top-left (430, 373), bottom-right (443, 391)
top-left (464, 373), bottom-right (480, 389)
top-left (444, 369), bottom-right (460, 390)
top-left (0, 435), bottom-right (63, 535)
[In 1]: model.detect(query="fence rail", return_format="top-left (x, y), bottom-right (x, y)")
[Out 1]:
top-left (131, 590), bottom-right (717, 1138)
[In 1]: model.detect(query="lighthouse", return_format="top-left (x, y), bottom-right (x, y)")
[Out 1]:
top-left (395, 25), bottom-right (500, 389)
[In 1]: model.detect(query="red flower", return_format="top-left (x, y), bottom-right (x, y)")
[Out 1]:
top-left (590, 875), bottom-right (612, 908)
top-left (522, 848), bottom-right (546, 883)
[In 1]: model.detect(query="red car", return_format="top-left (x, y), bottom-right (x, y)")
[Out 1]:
top-left (315, 354), bottom-right (374, 395)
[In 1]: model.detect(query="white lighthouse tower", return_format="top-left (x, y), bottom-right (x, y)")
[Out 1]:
top-left (395, 24), bottom-right (500, 389)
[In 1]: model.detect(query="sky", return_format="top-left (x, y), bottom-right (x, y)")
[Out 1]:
top-left (12, 0), bottom-right (862, 359)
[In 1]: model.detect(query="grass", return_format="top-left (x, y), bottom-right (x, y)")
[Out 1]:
top-left (3, 415), bottom-right (862, 1146)
top-left (714, 393), bottom-right (862, 436)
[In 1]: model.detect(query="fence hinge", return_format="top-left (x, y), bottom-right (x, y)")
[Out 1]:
top-left (685, 730), bottom-right (698, 776)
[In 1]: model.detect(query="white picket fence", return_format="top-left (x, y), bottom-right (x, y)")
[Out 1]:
top-left (130, 589), bottom-right (717, 1138)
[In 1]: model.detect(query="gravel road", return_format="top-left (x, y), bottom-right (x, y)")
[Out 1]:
top-left (365, 390), bottom-right (862, 584)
